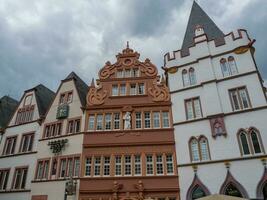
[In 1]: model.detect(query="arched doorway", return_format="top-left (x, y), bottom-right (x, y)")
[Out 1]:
top-left (186, 174), bottom-right (210, 200)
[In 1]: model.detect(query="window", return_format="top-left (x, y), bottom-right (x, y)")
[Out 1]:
top-left (156, 155), bottom-right (164, 175)
top-left (144, 112), bottom-right (151, 128)
top-left (190, 138), bottom-right (200, 162)
top-left (189, 137), bottom-right (210, 162)
top-left (67, 119), bottom-right (81, 134)
top-left (146, 155), bottom-right (153, 175)
top-left (0, 169), bottom-right (9, 190)
top-left (189, 68), bottom-right (196, 85)
top-left (15, 105), bottom-right (35, 125)
top-left (162, 112), bottom-right (170, 128)
top-left (251, 130), bottom-right (262, 154)
top-left (229, 87), bottom-right (251, 111)
top-left (135, 112), bottom-right (142, 129)
top-left (124, 155), bottom-right (132, 176)
top-left (182, 69), bottom-right (190, 87)
top-left (115, 156), bottom-right (122, 176)
top-left (94, 157), bottom-right (101, 176)
top-left (138, 83), bottom-right (145, 95)
top-left (85, 157), bottom-right (92, 176)
top-left (125, 69), bottom-right (131, 77)
top-left (19, 133), bottom-right (34, 153)
top-left (220, 57), bottom-right (238, 77)
top-left (134, 155), bottom-right (141, 176)
top-left (59, 159), bottom-right (67, 178)
top-left (185, 98), bottom-right (202, 120)
top-left (58, 157), bottom-right (79, 178)
top-left (73, 157), bottom-right (80, 177)
top-left (96, 114), bottom-right (103, 130)
top-left (36, 160), bottom-right (49, 180)
top-left (2, 136), bottom-right (17, 155)
top-left (24, 95), bottom-right (32, 106)
top-left (166, 154), bottom-right (174, 174)
top-left (114, 113), bottom-right (120, 129)
top-left (103, 157), bottom-right (110, 176)
top-left (132, 68), bottom-right (139, 77)
top-left (199, 137), bottom-right (210, 161)
top-left (130, 84), bottom-right (137, 95)
top-left (116, 70), bottom-right (123, 78)
top-left (43, 122), bottom-right (62, 138)
top-left (88, 115), bottom-right (95, 130)
top-left (112, 85), bottom-right (119, 96)
top-left (153, 112), bottom-right (160, 128)
top-left (228, 56), bottom-right (238, 75)
top-left (239, 132), bottom-right (250, 155)
top-left (192, 186), bottom-right (207, 199)
top-left (120, 84), bottom-right (126, 96)
top-left (59, 91), bottom-right (73, 104)
top-left (105, 114), bottom-right (112, 130)
top-left (224, 184), bottom-right (243, 197)
top-left (12, 167), bottom-right (28, 189)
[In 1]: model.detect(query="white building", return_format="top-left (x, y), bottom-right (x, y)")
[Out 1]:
top-left (30, 72), bottom-right (88, 200)
top-left (0, 84), bottom-right (55, 200)
top-left (164, 2), bottom-right (267, 200)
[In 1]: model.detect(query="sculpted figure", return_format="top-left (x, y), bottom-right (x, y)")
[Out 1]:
top-left (123, 112), bottom-right (131, 130)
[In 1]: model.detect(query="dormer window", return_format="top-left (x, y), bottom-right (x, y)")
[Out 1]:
top-left (59, 91), bottom-right (73, 105)
top-left (24, 95), bottom-right (33, 106)
top-left (195, 25), bottom-right (204, 36)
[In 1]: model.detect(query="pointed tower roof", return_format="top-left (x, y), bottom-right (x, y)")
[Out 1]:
top-left (181, 1), bottom-right (225, 56)
top-left (63, 71), bottom-right (89, 107)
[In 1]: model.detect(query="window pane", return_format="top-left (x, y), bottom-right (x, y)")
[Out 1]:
top-left (85, 157), bottom-right (92, 176)
top-left (105, 114), bottom-right (112, 130)
top-left (125, 69), bottom-right (131, 77)
top-left (146, 155), bottom-right (153, 175)
top-left (124, 155), bottom-right (132, 175)
top-left (130, 84), bottom-right (137, 95)
top-left (103, 157), bottom-right (110, 176)
top-left (228, 57), bottom-right (238, 75)
top-left (193, 99), bottom-right (202, 118)
top-left (240, 133), bottom-right (250, 155)
top-left (138, 83), bottom-right (145, 95)
top-left (132, 68), bottom-right (139, 77)
top-left (239, 89), bottom-right (249, 109)
top-left (114, 113), bottom-right (120, 129)
top-left (191, 139), bottom-right (200, 161)
top-left (115, 156), bottom-right (122, 176)
top-left (112, 85), bottom-right (118, 96)
top-left (189, 68), bottom-right (196, 85)
top-left (88, 115), bottom-right (95, 130)
top-left (153, 112), bottom-right (160, 128)
top-left (183, 71), bottom-right (190, 87)
top-left (192, 186), bottom-right (206, 199)
top-left (156, 155), bottom-right (163, 175)
top-left (135, 112), bottom-right (142, 129)
top-left (221, 61), bottom-right (230, 77)
top-left (186, 101), bottom-right (194, 120)
top-left (144, 112), bottom-right (151, 128)
top-left (94, 157), bottom-right (101, 176)
top-left (251, 131), bottom-right (262, 154)
top-left (96, 115), bottom-right (103, 130)
top-left (200, 138), bottom-right (209, 161)
top-left (230, 90), bottom-right (240, 110)
top-left (166, 154), bottom-right (174, 174)
top-left (162, 112), bottom-right (170, 128)
top-left (116, 70), bottom-right (123, 78)
top-left (225, 183), bottom-right (243, 197)
top-left (134, 155), bottom-right (141, 175)
top-left (120, 84), bottom-right (126, 96)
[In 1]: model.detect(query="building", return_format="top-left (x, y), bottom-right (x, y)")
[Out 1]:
top-left (79, 45), bottom-right (180, 200)
top-left (30, 72), bottom-right (88, 200)
top-left (0, 84), bottom-right (55, 200)
top-left (164, 2), bottom-right (267, 200)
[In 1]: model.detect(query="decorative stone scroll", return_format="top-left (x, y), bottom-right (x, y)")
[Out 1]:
top-left (87, 83), bottom-right (107, 106)
top-left (98, 45), bottom-right (158, 80)
top-left (148, 77), bottom-right (170, 102)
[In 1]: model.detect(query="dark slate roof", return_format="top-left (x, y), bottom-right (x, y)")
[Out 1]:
top-left (26, 84), bottom-right (56, 117)
top-left (181, 1), bottom-right (225, 56)
top-left (0, 96), bottom-right (18, 128)
top-left (63, 72), bottom-right (89, 107)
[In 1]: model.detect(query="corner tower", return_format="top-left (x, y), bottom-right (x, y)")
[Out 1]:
top-left (80, 45), bottom-right (180, 200)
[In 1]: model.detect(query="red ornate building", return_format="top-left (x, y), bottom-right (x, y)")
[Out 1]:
top-left (79, 45), bottom-right (180, 200)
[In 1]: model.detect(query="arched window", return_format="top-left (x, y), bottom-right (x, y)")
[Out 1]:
top-left (189, 68), bottom-right (196, 85)
top-left (239, 132), bottom-right (250, 155)
top-left (190, 138), bottom-right (200, 162)
top-left (192, 186), bottom-right (206, 199)
top-left (224, 183), bottom-right (243, 197)
top-left (228, 56), bottom-right (238, 75)
top-left (250, 130), bottom-right (262, 154)
top-left (220, 58), bottom-right (229, 77)
top-left (199, 137), bottom-right (210, 161)
top-left (182, 69), bottom-right (190, 87)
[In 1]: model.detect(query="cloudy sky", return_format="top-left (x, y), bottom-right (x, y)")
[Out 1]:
top-left (0, 0), bottom-right (266, 100)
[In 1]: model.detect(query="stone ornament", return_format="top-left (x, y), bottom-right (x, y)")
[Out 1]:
top-left (148, 77), bottom-right (170, 102)
top-left (123, 112), bottom-right (131, 130)
top-left (87, 83), bottom-right (107, 106)
top-left (98, 45), bottom-right (158, 80)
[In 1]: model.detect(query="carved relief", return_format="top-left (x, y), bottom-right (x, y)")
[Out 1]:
top-left (87, 83), bottom-right (107, 105)
top-left (98, 46), bottom-right (158, 80)
top-left (209, 116), bottom-right (227, 138)
top-left (148, 77), bottom-right (170, 102)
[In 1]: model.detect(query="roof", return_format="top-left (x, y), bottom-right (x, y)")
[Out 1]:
top-left (181, 1), bottom-right (225, 56)
top-left (0, 96), bottom-right (19, 128)
top-left (63, 72), bottom-right (89, 107)
top-left (199, 194), bottom-right (248, 200)
top-left (28, 84), bottom-right (56, 117)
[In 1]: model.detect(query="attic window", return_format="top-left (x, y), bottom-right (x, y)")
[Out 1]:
top-left (195, 25), bottom-right (204, 36)
top-left (24, 94), bottom-right (33, 106)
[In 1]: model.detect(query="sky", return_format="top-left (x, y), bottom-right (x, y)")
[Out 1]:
top-left (0, 0), bottom-right (266, 100)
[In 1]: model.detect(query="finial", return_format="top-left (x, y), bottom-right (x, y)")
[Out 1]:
top-left (90, 78), bottom-right (95, 87)
top-left (126, 41), bottom-right (129, 48)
